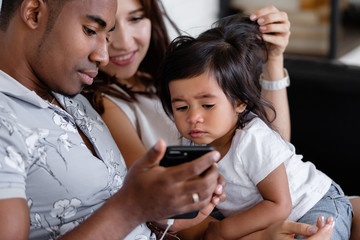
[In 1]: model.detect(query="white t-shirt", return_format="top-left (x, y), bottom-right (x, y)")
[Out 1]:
top-left (105, 84), bottom-right (182, 149)
top-left (216, 117), bottom-right (332, 221)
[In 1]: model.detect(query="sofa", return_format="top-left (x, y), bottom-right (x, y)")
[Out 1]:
top-left (285, 57), bottom-right (360, 196)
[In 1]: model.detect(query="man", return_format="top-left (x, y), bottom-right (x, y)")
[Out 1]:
top-left (0, 0), bottom-right (224, 239)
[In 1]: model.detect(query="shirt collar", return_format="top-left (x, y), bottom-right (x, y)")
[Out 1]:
top-left (0, 70), bottom-right (53, 108)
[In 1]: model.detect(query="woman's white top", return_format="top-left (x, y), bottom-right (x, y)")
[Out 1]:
top-left (105, 84), bottom-right (182, 149)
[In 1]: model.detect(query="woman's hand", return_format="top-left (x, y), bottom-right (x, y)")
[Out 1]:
top-left (250, 5), bottom-right (291, 60)
top-left (266, 216), bottom-right (334, 240)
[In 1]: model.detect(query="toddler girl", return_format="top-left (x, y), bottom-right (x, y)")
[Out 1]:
top-left (159, 14), bottom-right (352, 240)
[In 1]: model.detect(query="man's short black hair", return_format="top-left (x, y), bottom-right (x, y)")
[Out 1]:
top-left (0, 0), bottom-right (72, 31)
top-left (0, 0), bottom-right (23, 31)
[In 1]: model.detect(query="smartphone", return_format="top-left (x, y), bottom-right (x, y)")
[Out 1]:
top-left (160, 145), bottom-right (215, 219)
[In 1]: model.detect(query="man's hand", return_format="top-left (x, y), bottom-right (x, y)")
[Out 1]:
top-left (117, 139), bottom-right (222, 223)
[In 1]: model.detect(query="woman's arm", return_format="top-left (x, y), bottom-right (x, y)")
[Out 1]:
top-left (203, 163), bottom-right (292, 239)
top-left (101, 97), bottom-right (146, 168)
top-left (250, 6), bottom-right (291, 141)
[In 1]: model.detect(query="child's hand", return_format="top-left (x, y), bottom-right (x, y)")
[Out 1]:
top-left (250, 6), bottom-right (291, 60)
top-left (202, 221), bottom-right (225, 240)
top-left (170, 201), bottom-right (217, 232)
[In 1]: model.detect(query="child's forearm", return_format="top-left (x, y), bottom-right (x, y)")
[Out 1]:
top-left (177, 216), bottom-right (218, 240)
top-left (216, 199), bottom-right (292, 239)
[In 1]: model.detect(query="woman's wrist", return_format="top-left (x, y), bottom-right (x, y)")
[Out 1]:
top-left (260, 68), bottom-right (290, 91)
top-left (262, 55), bottom-right (284, 80)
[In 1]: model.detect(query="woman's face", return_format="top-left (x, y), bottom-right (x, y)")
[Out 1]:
top-left (100, 0), bottom-right (151, 81)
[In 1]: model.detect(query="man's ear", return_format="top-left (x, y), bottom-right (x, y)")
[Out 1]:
top-left (20, 0), bottom-right (47, 29)
top-left (235, 100), bottom-right (247, 114)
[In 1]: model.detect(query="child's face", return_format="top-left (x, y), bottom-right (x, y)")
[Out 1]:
top-left (169, 71), bottom-right (246, 150)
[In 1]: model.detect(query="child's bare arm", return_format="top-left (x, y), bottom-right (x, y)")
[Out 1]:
top-left (203, 163), bottom-right (292, 239)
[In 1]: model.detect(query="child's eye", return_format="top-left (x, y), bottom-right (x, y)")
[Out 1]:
top-left (203, 104), bottom-right (215, 109)
top-left (175, 106), bottom-right (188, 111)
top-left (84, 26), bottom-right (96, 36)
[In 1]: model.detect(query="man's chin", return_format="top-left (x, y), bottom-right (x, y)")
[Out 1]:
top-left (56, 85), bottom-right (87, 98)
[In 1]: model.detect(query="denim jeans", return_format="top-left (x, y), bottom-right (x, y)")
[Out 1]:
top-left (295, 182), bottom-right (353, 240)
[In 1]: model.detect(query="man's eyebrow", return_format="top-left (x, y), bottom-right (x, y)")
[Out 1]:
top-left (86, 15), bottom-right (107, 28)
top-left (86, 15), bottom-right (115, 32)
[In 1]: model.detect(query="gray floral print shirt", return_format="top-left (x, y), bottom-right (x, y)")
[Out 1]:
top-left (0, 71), bottom-right (151, 240)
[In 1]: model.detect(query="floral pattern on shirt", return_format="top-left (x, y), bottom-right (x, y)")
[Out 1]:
top-left (0, 91), bottom-right (130, 239)
top-left (4, 145), bottom-right (26, 172)
top-left (28, 198), bottom-right (86, 239)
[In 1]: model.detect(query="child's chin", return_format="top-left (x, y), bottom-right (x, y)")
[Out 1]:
top-left (191, 139), bottom-right (210, 145)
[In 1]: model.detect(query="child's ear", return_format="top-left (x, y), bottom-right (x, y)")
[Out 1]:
top-left (235, 100), bottom-right (247, 114)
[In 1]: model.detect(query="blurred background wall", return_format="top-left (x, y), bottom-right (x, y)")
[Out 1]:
top-left (162, 0), bottom-right (360, 66)
top-left (162, 0), bottom-right (219, 39)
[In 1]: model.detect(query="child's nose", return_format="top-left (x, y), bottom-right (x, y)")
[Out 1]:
top-left (187, 109), bottom-right (204, 124)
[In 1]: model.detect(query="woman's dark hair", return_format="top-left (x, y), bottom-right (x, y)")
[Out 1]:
top-left (159, 14), bottom-right (276, 129)
top-left (84, 0), bottom-right (181, 114)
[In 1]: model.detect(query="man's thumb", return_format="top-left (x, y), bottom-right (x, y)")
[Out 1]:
top-left (139, 139), bottom-right (167, 166)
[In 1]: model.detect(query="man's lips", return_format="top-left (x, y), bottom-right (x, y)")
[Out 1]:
top-left (79, 70), bottom-right (98, 85)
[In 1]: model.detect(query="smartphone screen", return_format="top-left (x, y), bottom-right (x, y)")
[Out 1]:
top-left (160, 145), bottom-right (215, 219)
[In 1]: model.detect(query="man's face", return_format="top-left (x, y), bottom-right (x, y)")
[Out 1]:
top-left (32, 0), bottom-right (116, 96)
